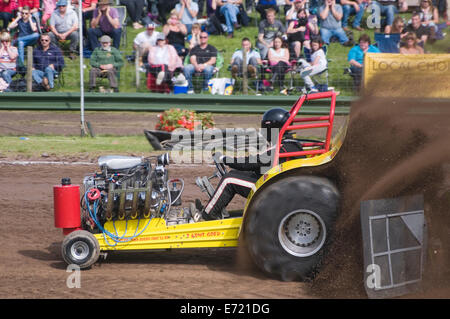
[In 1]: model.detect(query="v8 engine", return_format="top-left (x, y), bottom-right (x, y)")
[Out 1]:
top-left (81, 154), bottom-right (190, 232)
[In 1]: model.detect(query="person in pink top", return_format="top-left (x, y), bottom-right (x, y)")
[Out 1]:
top-left (0, 31), bottom-right (18, 84)
top-left (148, 33), bottom-right (183, 87)
top-left (41, 0), bottom-right (57, 25)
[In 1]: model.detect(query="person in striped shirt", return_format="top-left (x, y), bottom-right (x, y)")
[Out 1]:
top-left (0, 32), bottom-right (18, 84)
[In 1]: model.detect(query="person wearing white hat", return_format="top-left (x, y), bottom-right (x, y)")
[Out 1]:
top-left (49, 0), bottom-right (79, 60)
top-left (148, 33), bottom-right (183, 88)
top-left (133, 22), bottom-right (161, 60)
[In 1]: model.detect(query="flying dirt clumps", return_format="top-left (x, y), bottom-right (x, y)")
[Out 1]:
top-left (310, 89), bottom-right (450, 298)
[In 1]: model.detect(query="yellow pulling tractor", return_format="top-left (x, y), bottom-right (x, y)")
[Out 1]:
top-left (53, 91), bottom-right (348, 281)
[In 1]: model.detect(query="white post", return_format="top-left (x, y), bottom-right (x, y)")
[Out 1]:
top-left (78, 0), bottom-right (87, 136)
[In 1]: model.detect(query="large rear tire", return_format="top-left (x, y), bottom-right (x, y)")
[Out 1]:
top-left (244, 176), bottom-right (339, 281)
top-left (61, 230), bottom-right (100, 269)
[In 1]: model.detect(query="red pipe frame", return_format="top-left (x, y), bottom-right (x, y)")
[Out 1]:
top-left (273, 91), bottom-right (338, 166)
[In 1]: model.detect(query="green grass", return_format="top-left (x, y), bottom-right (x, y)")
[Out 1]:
top-left (55, 11), bottom-right (449, 96)
top-left (0, 134), bottom-right (153, 159)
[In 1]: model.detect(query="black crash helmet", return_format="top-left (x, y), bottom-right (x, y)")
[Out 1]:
top-left (261, 107), bottom-right (290, 129)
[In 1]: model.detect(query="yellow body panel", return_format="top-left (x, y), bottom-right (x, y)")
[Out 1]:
top-left (95, 118), bottom-right (349, 252)
top-left (95, 217), bottom-right (242, 251)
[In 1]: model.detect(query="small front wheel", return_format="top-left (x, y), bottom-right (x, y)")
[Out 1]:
top-left (61, 230), bottom-right (100, 269)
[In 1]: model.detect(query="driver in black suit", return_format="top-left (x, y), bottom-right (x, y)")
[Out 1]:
top-left (197, 107), bottom-right (304, 221)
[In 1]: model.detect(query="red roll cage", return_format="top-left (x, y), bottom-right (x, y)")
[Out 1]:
top-left (273, 90), bottom-right (339, 167)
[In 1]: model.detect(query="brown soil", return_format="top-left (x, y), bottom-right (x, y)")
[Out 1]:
top-left (0, 110), bottom-right (325, 299)
top-left (0, 163), bottom-right (313, 299)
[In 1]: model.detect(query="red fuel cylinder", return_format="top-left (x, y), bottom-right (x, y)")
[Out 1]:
top-left (54, 177), bottom-right (81, 232)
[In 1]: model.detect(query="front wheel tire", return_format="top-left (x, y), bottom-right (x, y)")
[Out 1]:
top-left (61, 230), bottom-right (100, 269)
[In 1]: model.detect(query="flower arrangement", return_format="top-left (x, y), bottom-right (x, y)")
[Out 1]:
top-left (155, 108), bottom-right (215, 132)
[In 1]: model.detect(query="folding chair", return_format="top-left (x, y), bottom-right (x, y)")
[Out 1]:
top-left (374, 32), bottom-right (400, 53)
top-left (302, 45), bottom-right (330, 92)
top-left (184, 50), bottom-right (224, 93)
top-left (228, 48), bottom-right (263, 94)
top-left (113, 6), bottom-right (128, 48)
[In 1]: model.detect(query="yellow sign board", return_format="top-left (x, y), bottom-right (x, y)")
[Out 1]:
top-left (363, 53), bottom-right (450, 98)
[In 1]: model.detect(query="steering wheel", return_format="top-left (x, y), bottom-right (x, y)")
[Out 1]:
top-left (213, 153), bottom-right (227, 177)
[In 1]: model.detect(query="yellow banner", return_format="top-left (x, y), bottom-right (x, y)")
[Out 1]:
top-left (363, 53), bottom-right (450, 98)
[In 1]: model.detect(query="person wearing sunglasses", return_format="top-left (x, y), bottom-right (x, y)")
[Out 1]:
top-left (183, 31), bottom-right (217, 94)
top-left (32, 33), bottom-right (65, 91)
top-left (17, 0), bottom-right (43, 34)
top-left (399, 31), bottom-right (424, 54)
top-left (0, 32), bottom-right (18, 85)
top-left (7, 6), bottom-right (39, 66)
top-left (48, 0), bottom-right (79, 60)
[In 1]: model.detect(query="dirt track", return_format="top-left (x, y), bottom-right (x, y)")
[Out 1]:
top-left (0, 163), bottom-right (317, 299)
top-left (0, 109), bottom-right (449, 299)
top-left (0, 111), bottom-right (323, 299)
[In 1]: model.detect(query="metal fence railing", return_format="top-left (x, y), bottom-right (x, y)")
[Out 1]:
top-left (21, 46), bottom-right (358, 95)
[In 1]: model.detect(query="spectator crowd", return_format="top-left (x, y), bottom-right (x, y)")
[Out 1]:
top-left (0, 0), bottom-right (448, 93)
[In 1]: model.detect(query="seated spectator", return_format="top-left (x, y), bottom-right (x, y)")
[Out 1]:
top-left (256, 8), bottom-right (286, 60)
top-left (17, 0), bottom-right (42, 34)
top-left (87, 0), bottom-right (122, 50)
top-left (70, 0), bottom-right (98, 36)
top-left (213, 0), bottom-right (242, 38)
top-left (399, 32), bottom-right (424, 54)
top-left (157, 0), bottom-right (179, 24)
top-left (48, 0), bottom-right (79, 60)
top-left (391, 16), bottom-right (407, 38)
top-left (42, 0), bottom-right (57, 26)
top-left (230, 37), bottom-right (262, 79)
top-left (163, 11), bottom-right (188, 57)
top-left (405, 12), bottom-right (430, 45)
top-left (133, 22), bottom-right (160, 61)
top-left (431, 0), bottom-right (447, 20)
top-left (32, 33), bottom-right (65, 91)
top-left (341, 0), bottom-right (366, 31)
top-left (347, 34), bottom-right (380, 91)
top-left (120, 0), bottom-right (145, 30)
top-left (187, 22), bottom-right (201, 50)
top-left (287, 9), bottom-right (319, 59)
top-left (0, 31), bottom-right (18, 84)
top-left (183, 31), bottom-right (217, 93)
top-left (0, 0), bottom-right (15, 30)
top-left (148, 34), bottom-right (183, 86)
top-left (88, 35), bottom-right (123, 92)
top-left (370, 0), bottom-right (408, 34)
top-left (7, 6), bottom-right (40, 66)
top-left (175, 0), bottom-right (198, 34)
top-left (417, 0), bottom-right (439, 40)
top-left (267, 36), bottom-right (290, 89)
top-left (285, 0), bottom-right (307, 21)
top-left (319, 0), bottom-right (353, 46)
top-left (256, 0), bottom-right (279, 20)
top-left (297, 38), bottom-right (327, 92)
